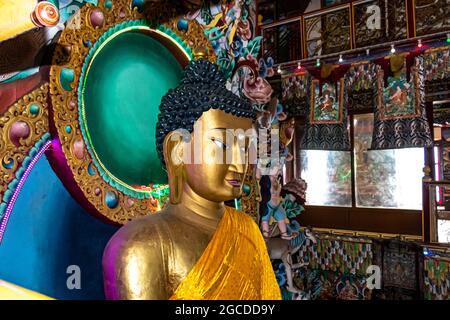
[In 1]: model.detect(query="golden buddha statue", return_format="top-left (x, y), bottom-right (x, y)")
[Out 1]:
top-left (102, 59), bottom-right (281, 300)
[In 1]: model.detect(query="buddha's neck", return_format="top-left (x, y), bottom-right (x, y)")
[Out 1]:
top-left (170, 184), bottom-right (225, 231)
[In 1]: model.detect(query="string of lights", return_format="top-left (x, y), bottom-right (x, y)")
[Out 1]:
top-left (275, 32), bottom-right (450, 75)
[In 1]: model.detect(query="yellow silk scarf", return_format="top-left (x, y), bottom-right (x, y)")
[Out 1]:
top-left (170, 207), bottom-right (281, 300)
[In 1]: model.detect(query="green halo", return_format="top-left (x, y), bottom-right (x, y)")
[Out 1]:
top-left (78, 20), bottom-right (192, 199)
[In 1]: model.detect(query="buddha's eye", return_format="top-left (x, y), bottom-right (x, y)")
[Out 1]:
top-left (211, 137), bottom-right (227, 150)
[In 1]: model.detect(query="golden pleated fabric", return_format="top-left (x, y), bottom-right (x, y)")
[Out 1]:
top-left (170, 207), bottom-right (281, 300)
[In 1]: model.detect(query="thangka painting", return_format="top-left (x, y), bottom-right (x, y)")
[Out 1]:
top-left (352, 0), bottom-right (408, 48)
top-left (282, 72), bottom-right (310, 117)
top-left (377, 69), bottom-right (421, 120)
top-left (310, 79), bottom-right (344, 124)
top-left (372, 56), bottom-right (432, 150)
top-left (345, 63), bottom-right (379, 112)
top-left (423, 47), bottom-right (450, 81)
top-left (304, 6), bottom-right (352, 57)
top-left (346, 62), bottom-right (378, 92)
top-left (414, 0), bottom-right (450, 37)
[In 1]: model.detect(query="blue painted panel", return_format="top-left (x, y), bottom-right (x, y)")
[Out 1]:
top-left (0, 155), bottom-right (119, 299)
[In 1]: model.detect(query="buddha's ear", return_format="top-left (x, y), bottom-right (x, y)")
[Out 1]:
top-left (163, 131), bottom-right (185, 167)
top-left (163, 131), bottom-right (186, 204)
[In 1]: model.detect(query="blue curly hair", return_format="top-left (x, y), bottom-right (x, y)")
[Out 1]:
top-left (156, 59), bottom-right (256, 165)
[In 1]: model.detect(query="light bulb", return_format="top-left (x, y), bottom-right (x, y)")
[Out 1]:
top-left (297, 61), bottom-right (302, 70)
top-left (339, 54), bottom-right (343, 63)
top-left (417, 39), bottom-right (423, 48)
top-left (316, 58), bottom-right (321, 67)
top-left (277, 65), bottom-right (282, 74)
top-left (390, 44), bottom-right (396, 54)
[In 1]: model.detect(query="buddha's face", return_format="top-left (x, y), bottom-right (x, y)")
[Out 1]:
top-left (177, 109), bottom-right (253, 202)
top-left (186, 109), bottom-right (253, 202)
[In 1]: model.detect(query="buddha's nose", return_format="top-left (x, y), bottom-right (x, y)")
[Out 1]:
top-left (230, 139), bottom-right (246, 171)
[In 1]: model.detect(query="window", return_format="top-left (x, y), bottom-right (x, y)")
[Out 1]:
top-left (438, 219), bottom-right (450, 244)
top-left (354, 114), bottom-right (423, 210)
top-left (299, 113), bottom-right (424, 210)
top-left (300, 150), bottom-right (352, 207)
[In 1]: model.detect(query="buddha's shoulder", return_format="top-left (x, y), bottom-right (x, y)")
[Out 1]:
top-left (229, 207), bottom-right (258, 225)
top-left (103, 213), bottom-right (171, 259)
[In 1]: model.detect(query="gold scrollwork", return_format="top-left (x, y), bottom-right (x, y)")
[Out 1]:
top-left (0, 83), bottom-right (49, 202)
top-left (49, 0), bottom-right (215, 224)
top-left (241, 164), bottom-right (260, 223)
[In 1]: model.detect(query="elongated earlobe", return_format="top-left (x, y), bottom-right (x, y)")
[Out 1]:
top-left (163, 132), bottom-right (184, 204)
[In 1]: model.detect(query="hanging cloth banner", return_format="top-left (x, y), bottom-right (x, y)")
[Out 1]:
top-left (371, 55), bottom-right (433, 150)
top-left (300, 73), bottom-right (351, 151)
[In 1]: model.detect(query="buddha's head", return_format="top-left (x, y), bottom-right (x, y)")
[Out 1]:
top-left (156, 59), bottom-right (256, 204)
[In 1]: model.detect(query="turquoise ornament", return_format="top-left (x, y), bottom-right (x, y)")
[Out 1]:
top-left (242, 183), bottom-right (251, 196)
top-left (60, 68), bottom-right (74, 92)
top-left (105, 191), bottom-right (118, 209)
top-left (2, 159), bottom-right (14, 169)
top-left (177, 18), bottom-right (188, 32)
top-left (29, 104), bottom-right (40, 115)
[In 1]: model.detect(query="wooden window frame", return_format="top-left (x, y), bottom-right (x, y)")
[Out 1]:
top-left (293, 110), bottom-right (424, 237)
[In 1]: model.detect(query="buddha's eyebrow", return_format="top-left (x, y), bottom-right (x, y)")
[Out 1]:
top-left (208, 128), bottom-right (233, 134)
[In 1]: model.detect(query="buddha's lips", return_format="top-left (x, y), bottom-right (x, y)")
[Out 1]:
top-left (226, 179), bottom-right (242, 187)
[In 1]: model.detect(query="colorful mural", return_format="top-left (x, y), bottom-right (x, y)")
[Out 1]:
top-left (186, 1), bottom-right (267, 90)
top-left (272, 232), bottom-right (374, 300)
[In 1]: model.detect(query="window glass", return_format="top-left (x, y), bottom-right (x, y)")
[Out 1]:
top-left (438, 219), bottom-right (450, 244)
top-left (300, 150), bottom-right (352, 207)
top-left (354, 114), bottom-right (424, 209)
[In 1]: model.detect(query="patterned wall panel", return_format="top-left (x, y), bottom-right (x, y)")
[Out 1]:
top-left (353, 0), bottom-right (408, 48)
top-left (262, 20), bottom-right (302, 64)
top-left (414, 0), bottom-right (450, 37)
top-left (304, 5), bottom-right (352, 58)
